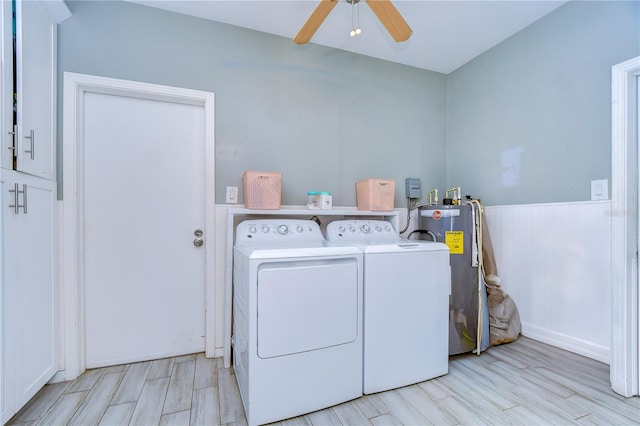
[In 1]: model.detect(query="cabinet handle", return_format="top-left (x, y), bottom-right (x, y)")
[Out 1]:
top-left (24, 129), bottom-right (34, 159)
top-left (8, 183), bottom-right (26, 214)
top-left (22, 184), bottom-right (28, 214)
top-left (7, 125), bottom-right (16, 151)
top-left (8, 183), bottom-right (19, 214)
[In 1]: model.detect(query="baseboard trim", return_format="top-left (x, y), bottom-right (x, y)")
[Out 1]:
top-left (48, 370), bottom-right (67, 384)
top-left (522, 322), bottom-right (610, 364)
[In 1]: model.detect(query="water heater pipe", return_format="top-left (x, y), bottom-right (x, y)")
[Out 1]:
top-left (445, 187), bottom-right (462, 204)
top-left (467, 199), bottom-right (484, 355)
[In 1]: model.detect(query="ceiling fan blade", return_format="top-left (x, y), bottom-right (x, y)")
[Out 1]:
top-left (293, 0), bottom-right (339, 45)
top-left (365, 0), bottom-right (412, 42)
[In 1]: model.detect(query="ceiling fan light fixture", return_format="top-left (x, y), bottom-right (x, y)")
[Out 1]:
top-left (349, 0), bottom-right (362, 38)
top-left (293, 0), bottom-right (411, 45)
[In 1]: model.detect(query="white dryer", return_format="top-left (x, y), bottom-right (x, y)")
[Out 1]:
top-left (232, 219), bottom-right (363, 426)
top-left (326, 219), bottom-right (450, 395)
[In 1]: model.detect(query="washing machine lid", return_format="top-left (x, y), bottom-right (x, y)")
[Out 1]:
top-left (362, 240), bottom-right (449, 254)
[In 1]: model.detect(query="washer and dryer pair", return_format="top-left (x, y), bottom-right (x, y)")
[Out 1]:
top-left (232, 218), bottom-right (450, 426)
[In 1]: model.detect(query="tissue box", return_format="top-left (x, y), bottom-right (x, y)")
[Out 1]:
top-left (243, 171), bottom-right (282, 209)
top-left (356, 179), bottom-right (395, 211)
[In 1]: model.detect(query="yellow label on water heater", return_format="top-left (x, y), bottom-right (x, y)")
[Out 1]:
top-left (445, 231), bottom-right (464, 254)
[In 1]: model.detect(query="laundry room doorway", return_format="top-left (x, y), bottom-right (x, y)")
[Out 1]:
top-left (611, 56), bottom-right (640, 398)
top-left (62, 73), bottom-right (215, 376)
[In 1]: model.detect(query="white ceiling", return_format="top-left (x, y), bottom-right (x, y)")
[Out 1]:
top-left (128, 0), bottom-right (568, 74)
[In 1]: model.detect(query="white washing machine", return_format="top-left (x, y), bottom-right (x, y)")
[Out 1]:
top-left (326, 219), bottom-right (451, 395)
top-left (232, 219), bottom-right (363, 426)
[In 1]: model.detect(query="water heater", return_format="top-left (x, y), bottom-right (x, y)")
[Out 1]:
top-left (419, 204), bottom-right (490, 355)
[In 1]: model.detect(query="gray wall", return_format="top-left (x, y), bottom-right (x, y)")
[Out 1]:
top-left (57, 1), bottom-right (447, 207)
top-left (446, 0), bottom-right (640, 205)
top-left (58, 1), bottom-right (640, 207)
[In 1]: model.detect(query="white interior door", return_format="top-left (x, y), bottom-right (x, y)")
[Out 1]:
top-left (83, 91), bottom-right (207, 368)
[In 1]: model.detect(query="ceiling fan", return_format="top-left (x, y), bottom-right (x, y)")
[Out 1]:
top-left (293, 0), bottom-right (413, 45)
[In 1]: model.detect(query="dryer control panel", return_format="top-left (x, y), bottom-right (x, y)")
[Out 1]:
top-left (236, 219), bottom-right (324, 243)
top-left (326, 220), bottom-right (398, 241)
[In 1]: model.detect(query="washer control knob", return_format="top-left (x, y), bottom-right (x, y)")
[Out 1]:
top-left (339, 225), bottom-right (346, 232)
top-left (361, 224), bottom-right (371, 233)
top-left (384, 225), bottom-right (391, 232)
top-left (277, 224), bottom-right (288, 235)
top-left (348, 225), bottom-right (355, 232)
top-left (375, 225), bottom-right (382, 232)
top-left (249, 225), bottom-right (257, 233)
top-left (262, 225), bottom-right (270, 233)
top-left (296, 225), bottom-right (304, 233)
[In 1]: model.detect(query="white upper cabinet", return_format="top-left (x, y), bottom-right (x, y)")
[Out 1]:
top-left (16, 0), bottom-right (56, 179)
top-left (15, 0), bottom-right (56, 179)
top-left (2, 0), bottom-right (69, 179)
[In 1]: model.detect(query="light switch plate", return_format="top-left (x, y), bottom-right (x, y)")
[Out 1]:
top-left (226, 186), bottom-right (238, 204)
top-left (591, 179), bottom-right (608, 201)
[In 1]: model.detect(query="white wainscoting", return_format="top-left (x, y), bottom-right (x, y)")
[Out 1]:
top-left (485, 201), bottom-right (612, 364)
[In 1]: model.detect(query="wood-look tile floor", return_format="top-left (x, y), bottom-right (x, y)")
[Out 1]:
top-left (7, 337), bottom-right (640, 426)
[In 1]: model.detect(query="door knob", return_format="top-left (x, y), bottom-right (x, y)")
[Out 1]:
top-left (193, 229), bottom-right (204, 247)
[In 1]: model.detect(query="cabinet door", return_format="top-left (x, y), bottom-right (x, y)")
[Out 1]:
top-left (3, 170), bottom-right (57, 411)
top-left (15, 0), bottom-right (55, 179)
top-left (1, 0), bottom-right (15, 171)
top-left (0, 172), bottom-right (17, 425)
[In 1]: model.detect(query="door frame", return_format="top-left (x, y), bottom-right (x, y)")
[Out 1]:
top-left (61, 72), bottom-right (215, 380)
top-left (611, 56), bottom-right (640, 397)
